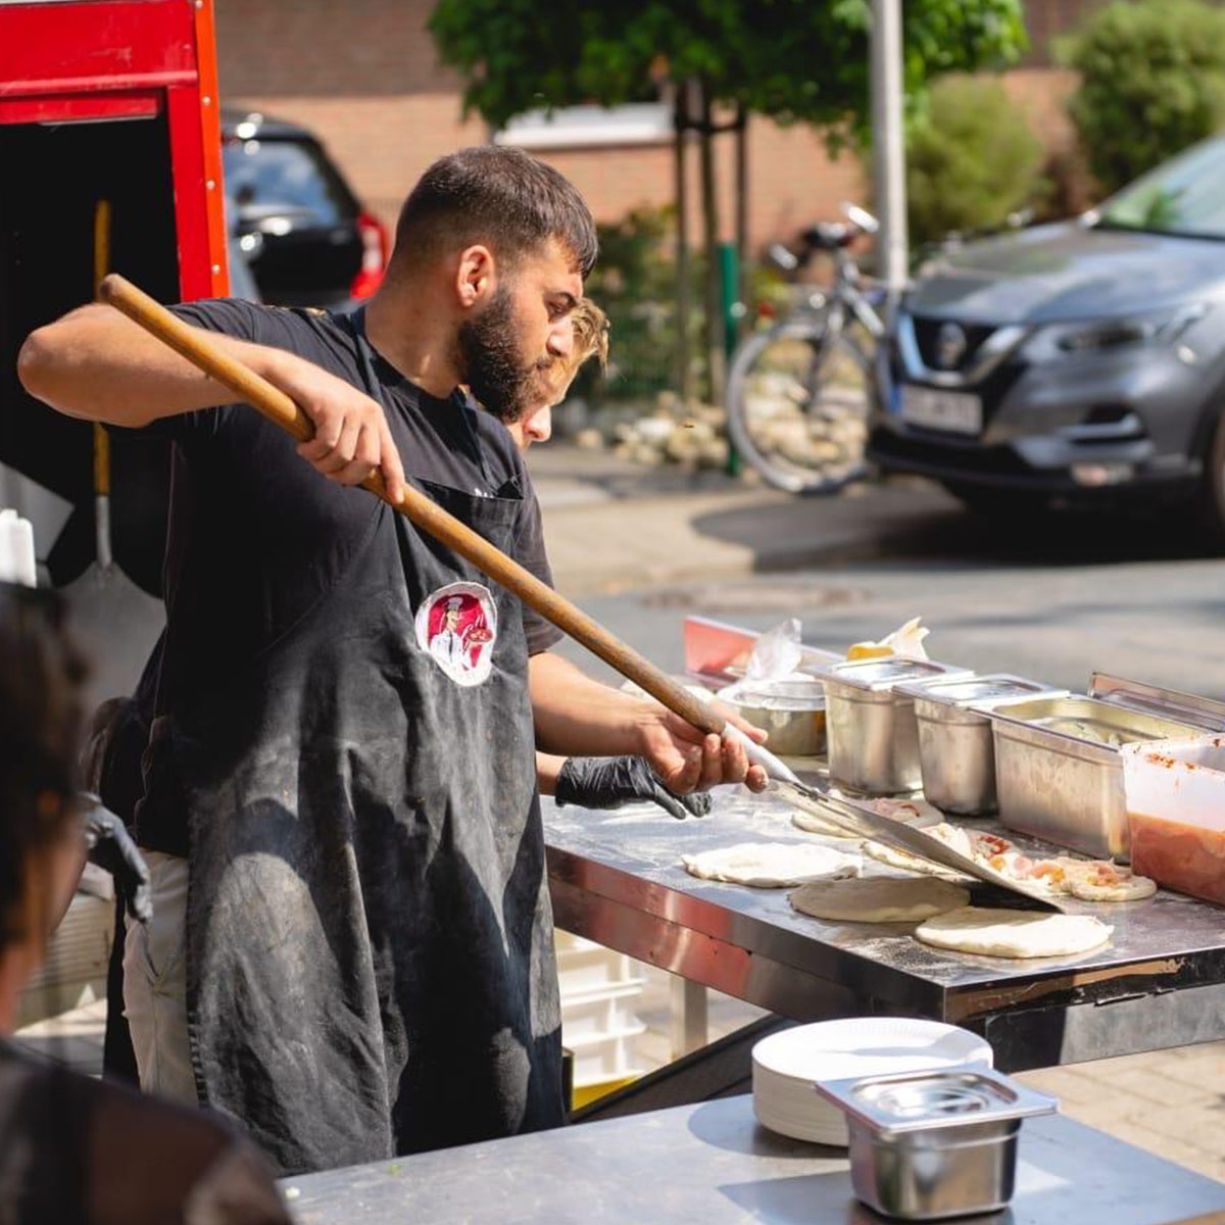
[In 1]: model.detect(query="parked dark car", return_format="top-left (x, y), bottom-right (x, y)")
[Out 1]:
top-left (221, 108), bottom-right (387, 308)
top-left (871, 134), bottom-right (1225, 538)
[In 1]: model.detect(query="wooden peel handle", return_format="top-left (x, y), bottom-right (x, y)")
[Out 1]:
top-left (97, 273), bottom-right (726, 739)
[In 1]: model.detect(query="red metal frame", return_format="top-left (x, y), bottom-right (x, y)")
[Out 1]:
top-left (0, 0), bottom-right (230, 298)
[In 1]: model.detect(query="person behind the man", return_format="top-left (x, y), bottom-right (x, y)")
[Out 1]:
top-left (19, 146), bottom-right (767, 1176)
top-left (501, 297), bottom-right (714, 819)
top-left (0, 583), bottom-right (290, 1225)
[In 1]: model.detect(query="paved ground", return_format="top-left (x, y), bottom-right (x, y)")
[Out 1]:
top-left (31, 444), bottom-right (1225, 1186)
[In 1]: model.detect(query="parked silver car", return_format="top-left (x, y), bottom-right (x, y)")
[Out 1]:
top-left (871, 134), bottom-right (1225, 540)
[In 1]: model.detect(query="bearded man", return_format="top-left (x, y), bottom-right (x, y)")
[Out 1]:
top-left (19, 146), bottom-right (767, 1176)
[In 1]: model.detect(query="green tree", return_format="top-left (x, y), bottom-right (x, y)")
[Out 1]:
top-left (1060, 0), bottom-right (1225, 196)
top-left (907, 75), bottom-right (1044, 246)
top-left (430, 0), bottom-right (1027, 400)
top-left (430, 0), bottom-right (1026, 132)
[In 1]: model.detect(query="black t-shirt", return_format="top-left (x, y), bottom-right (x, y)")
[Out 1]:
top-left (0, 1040), bottom-right (290, 1225)
top-left (133, 299), bottom-right (560, 854)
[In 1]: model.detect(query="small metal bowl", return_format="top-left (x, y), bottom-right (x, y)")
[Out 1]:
top-left (816, 1067), bottom-right (1057, 1220)
top-left (719, 679), bottom-right (827, 758)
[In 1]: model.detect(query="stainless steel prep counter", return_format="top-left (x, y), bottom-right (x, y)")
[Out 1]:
top-left (283, 1094), bottom-right (1225, 1224)
top-left (544, 786), bottom-right (1225, 1071)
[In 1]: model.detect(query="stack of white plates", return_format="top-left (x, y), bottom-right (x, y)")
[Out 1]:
top-left (752, 1017), bottom-right (993, 1146)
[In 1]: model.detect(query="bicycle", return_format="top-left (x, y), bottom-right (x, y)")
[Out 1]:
top-left (725, 203), bottom-right (888, 495)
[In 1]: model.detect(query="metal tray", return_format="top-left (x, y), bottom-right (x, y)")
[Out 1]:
top-left (819, 656), bottom-right (972, 697)
top-left (816, 1067), bottom-right (1057, 1137)
top-left (774, 781), bottom-right (1068, 912)
top-left (895, 674), bottom-right (1066, 718)
top-left (988, 676), bottom-right (1225, 859)
top-left (1091, 672), bottom-right (1225, 731)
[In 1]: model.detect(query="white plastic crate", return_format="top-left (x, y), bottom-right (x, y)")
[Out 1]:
top-left (560, 978), bottom-right (647, 1043)
top-left (555, 930), bottom-right (641, 996)
top-left (19, 892), bottom-right (112, 1029)
top-left (567, 1023), bottom-right (647, 1088)
top-left (555, 931), bottom-right (648, 1089)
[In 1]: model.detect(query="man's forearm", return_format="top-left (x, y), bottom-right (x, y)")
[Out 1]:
top-left (529, 652), bottom-right (653, 757)
top-left (19, 303), bottom-right (286, 427)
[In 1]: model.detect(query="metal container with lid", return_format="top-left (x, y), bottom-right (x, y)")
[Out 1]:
top-left (817, 658), bottom-right (973, 795)
top-left (816, 1066), bottom-right (1058, 1221)
top-left (894, 674), bottom-right (1067, 816)
top-left (719, 678), bottom-right (827, 758)
top-left (989, 673), bottom-right (1225, 859)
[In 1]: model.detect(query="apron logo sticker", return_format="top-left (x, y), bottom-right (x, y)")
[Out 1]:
top-left (416, 581), bottom-right (498, 687)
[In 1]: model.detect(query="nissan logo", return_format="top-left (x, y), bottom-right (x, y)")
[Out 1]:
top-left (936, 322), bottom-right (967, 370)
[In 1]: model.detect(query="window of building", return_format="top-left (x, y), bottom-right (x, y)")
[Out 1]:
top-left (494, 103), bottom-right (672, 151)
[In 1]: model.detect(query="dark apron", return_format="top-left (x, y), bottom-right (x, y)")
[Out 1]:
top-left (171, 317), bottom-right (564, 1175)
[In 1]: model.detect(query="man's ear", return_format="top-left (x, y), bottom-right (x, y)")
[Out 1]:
top-left (456, 244), bottom-right (497, 310)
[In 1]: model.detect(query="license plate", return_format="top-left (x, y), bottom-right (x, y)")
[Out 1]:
top-left (900, 385), bottom-right (982, 435)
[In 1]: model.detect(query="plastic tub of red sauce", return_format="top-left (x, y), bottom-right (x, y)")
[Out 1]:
top-left (1122, 736), bottom-right (1225, 905)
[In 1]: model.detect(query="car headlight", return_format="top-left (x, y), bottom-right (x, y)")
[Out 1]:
top-left (1024, 303), bottom-right (1210, 361)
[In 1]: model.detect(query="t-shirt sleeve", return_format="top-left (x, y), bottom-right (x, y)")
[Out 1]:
top-left (512, 488), bottom-right (563, 655)
top-left (138, 299), bottom-right (305, 440)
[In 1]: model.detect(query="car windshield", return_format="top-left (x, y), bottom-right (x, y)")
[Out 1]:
top-left (223, 137), bottom-right (354, 228)
top-left (1096, 137), bottom-right (1225, 240)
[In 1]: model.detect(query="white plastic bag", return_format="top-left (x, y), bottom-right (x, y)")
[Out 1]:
top-left (744, 617), bottom-right (805, 683)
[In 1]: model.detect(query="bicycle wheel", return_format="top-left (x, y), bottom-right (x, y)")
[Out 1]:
top-left (726, 320), bottom-right (876, 495)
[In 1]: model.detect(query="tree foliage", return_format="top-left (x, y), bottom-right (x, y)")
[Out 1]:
top-left (429, 0), bottom-right (1028, 136)
top-left (907, 75), bottom-right (1044, 245)
top-left (1060, 0), bottom-right (1225, 196)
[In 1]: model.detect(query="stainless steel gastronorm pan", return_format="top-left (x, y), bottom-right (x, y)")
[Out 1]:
top-left (989, 695), bottom-right (1207, 859)
top-left (817, 658), bottom-right (973, 795)
top-left (895, 675), bottom-right (1066, 816)
top-left (817, 1067), bottom-right (1057, 1221)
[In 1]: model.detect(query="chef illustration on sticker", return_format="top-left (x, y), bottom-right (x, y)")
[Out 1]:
top-left (416, 580), bottom-right (497, 686)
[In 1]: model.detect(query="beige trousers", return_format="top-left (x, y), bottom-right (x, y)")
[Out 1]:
top-left (122, 850), bottom-right (197, 1106)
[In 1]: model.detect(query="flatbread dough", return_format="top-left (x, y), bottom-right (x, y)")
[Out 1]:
top-left (790, 876), bottom-right (970, 923)
top-left (915, 907), bottom-right (1113, 959)
top-left (790, 791), bottom-right (939, 840)
top-left (683, 842), bottom-right (860, 888)
top-left (862, 839), bottom-right (972, 883)
top-left (791, 808), bottom-right (860, 839)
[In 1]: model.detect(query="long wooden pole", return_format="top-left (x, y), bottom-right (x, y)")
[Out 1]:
top-left (98, 273), bottom-right (800, 774)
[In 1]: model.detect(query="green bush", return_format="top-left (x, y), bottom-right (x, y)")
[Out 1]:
top-left (576, 206), bottom-right (705, 405)
top-left (906, 74), bottom-right (1046, 246)
top-left (1060, 0), bottom-right (1225, 196)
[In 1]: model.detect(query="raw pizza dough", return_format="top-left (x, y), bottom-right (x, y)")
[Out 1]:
top-left (914, 907), bottom-right (1113, 959)
top-left (683, 842), bottom-right (860, 888)
top-left (790, 876), bottom-right (969, 923)
top-left (790, 791), bottom-right (939, 840)
top-left (862, 839), bottom-right (972, 883)
top-left (791, 808), bottom-right (860, 839)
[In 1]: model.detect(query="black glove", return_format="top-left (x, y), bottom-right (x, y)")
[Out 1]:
top-left (81, 796), bottom-right (152, 924)
top-left (555, 756), bottom-right (713, 820)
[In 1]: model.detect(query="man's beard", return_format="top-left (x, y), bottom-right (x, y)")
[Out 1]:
top-left (457, 285), bottom-right (550, 424)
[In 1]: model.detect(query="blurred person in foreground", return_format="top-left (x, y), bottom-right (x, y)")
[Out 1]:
top-left (0, 583), bottom-right (289, 1225)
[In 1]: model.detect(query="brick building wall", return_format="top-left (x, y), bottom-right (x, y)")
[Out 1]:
top-left (214, 0), bottom-right (1097, 252)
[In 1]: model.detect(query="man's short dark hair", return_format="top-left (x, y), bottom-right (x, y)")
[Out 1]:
top-left (393, 146), bottom-right (598, 277)
top-left (0, 585), bottom-right (87, 950)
